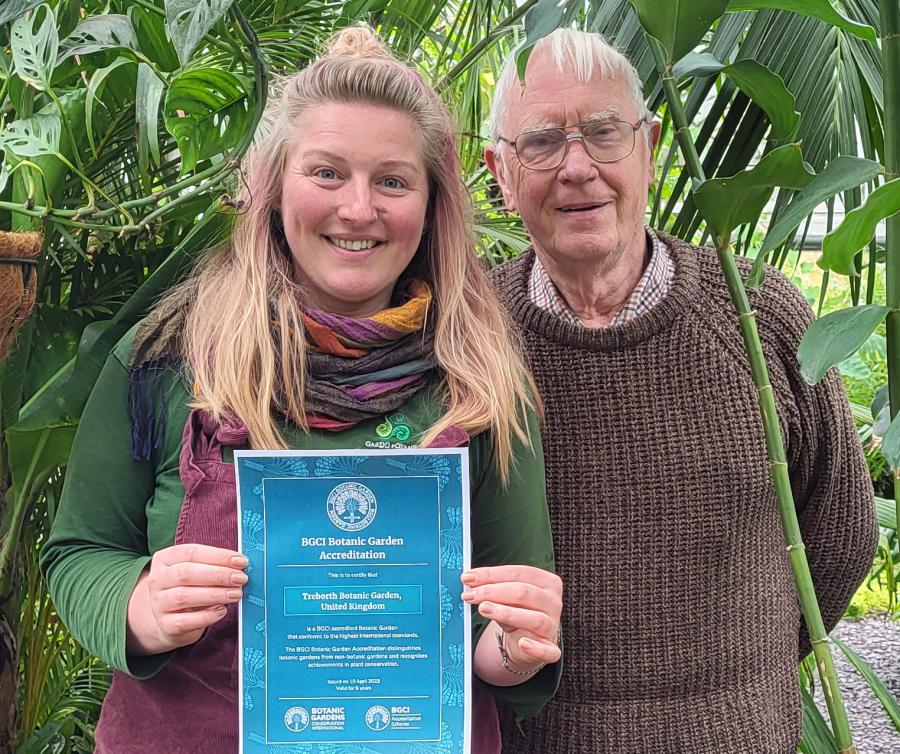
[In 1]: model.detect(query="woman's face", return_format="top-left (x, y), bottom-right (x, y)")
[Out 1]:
top-left (279, 102), bottom-right (431, 317)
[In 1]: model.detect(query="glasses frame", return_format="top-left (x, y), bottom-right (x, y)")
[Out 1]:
top-left (498, 117), bottom-right (649, 171)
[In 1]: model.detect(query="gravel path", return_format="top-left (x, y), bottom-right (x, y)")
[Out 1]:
top-left (812, 616), bottom-right (899, 753)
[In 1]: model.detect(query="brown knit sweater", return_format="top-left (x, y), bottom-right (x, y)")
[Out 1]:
top-left (491, 235), bottom-right (878, 754)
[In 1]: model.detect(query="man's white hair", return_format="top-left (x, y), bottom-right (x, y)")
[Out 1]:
top-left (489, 28), bottom-right (651, 144)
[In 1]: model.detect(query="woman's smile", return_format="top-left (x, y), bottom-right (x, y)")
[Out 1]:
top-left (325, 236), bottom-right (383, 252)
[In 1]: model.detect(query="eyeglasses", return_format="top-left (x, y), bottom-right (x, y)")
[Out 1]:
top-left (497, 117), bottom-right (648, 171)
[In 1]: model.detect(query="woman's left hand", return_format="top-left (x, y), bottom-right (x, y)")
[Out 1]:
top-left (462, 565), bottom-right (562, 680)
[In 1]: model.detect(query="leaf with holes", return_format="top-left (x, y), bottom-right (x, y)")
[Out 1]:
top-left (164, 67), bottom-right (250, 173)
top-left (10, 4), bottom-right (58, 91)
top-left (0, 108), bottom-right (61, 159)
top-left (797, 305), bottom-right (890, 385)
top-left (165, 0), bottom-right (234, 67)
top-left (0, 0), bottom-right (43, 27)
top-left (58, 14), bottom-right (138, 62)
top-left (820, 178), bottom-right (900, 275)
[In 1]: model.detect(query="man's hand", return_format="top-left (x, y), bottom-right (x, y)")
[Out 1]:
top-left (126, 543), bottom-right (249, 656)
top-left (462, 564), bottom-right (562, 684)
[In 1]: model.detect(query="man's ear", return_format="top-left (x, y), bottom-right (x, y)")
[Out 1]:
top-left (646, 119), bottom-right (662, 182)
top-left (648, 119), bottom-right (662, 152)
top-left (484, 144), bottom-right (517, 213)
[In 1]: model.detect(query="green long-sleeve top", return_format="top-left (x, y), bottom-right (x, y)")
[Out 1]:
top-left (40, 325), bottom-right (559, 719)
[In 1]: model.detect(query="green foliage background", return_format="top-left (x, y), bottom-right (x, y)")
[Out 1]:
top-left (0, 1), bottom-right (897, 752)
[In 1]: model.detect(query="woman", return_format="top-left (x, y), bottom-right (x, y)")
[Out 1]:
top-left (40, 27), bottom-right (561, 753)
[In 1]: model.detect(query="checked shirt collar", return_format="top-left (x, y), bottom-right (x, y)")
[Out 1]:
top-left (528, 227), bottom-right (674, 327)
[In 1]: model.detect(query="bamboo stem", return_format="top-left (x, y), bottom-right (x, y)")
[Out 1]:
top-left (880, 0), bottom-right (900, 552)
top-left (648, 35), bottom-right (857, 751)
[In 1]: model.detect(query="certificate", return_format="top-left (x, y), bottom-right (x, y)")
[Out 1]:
top-left (235, 448), bottom-right (471, 754)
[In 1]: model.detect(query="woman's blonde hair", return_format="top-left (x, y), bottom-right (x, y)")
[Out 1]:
top-left (166, 26), bottom-right (538, 481)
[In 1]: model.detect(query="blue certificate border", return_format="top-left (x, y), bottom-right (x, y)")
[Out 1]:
top-left (235, 448), bottom-right (471, 754)
top-left (264, 474), bottom-right (441, 746)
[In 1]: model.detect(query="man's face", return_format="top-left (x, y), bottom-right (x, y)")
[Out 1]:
top-left (486, 52), bottom-right (659, 272)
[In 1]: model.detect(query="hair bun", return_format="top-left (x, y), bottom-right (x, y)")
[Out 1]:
top-left (324, 26), bottom-right (393, 61)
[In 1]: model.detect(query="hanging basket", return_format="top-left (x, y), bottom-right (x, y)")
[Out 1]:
top-left (0, 230), bottom-right (42, 365)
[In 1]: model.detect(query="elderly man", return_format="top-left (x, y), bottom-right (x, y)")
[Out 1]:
top-left (485, 28), bottom-right (878, 754)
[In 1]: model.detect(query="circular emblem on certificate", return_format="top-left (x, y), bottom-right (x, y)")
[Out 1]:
top-left (283, 706), bottom-right (309, 732)
top-left (326, 482), bottom-right (377, 532)
top-left (365, 705), bottom-right (391, 731)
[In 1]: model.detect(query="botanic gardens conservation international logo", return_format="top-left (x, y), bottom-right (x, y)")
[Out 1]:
top-left (326, 482), bottom-right (377, 532)
top-left (283, 706), bottom-right (309, 732)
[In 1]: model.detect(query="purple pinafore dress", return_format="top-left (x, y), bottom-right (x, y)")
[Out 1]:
top-left (94, 409), bottom-right (500, 753)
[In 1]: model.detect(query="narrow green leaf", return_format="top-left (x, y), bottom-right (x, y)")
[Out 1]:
top-left (880, 412), bottom-right (900, 472)
top-left (873, 403), bottom-right (891, 437)
top-left (719, 60), bottom-right (798, 139)
top-left (85, 57), bottom-right (134, 155)
top-left (820, 178), bottom-right (900, 275)
top-left (671, 52), bottom-right (725, 78)
top-left (726, 0), bottom-right (877, 43)
top-left (628, 0), bottom-right (732, 63)
top-left (693, 143), bottom-right (815, 237)
top-left (136, 63), bottom-right (165, 170)
top-left (673, 56), bottom-right (799, 139)
top-left (342, 0), bottom-right (391, 18)
top-left (58, 14), bottom-right (138, 62)
top-left (15, 719), bottom-right (66, 754)
top-left (797, 305), bottom-right (890, 385)
top-left (747, 157), bottom-right (884, 288)
top-left (872, 384), bottom-right (889, 421)
top-left (10, 4), bottom-right (58, 92)
top-left (165, 0), bottom-right (235, 68)
top-left (0, 0), bottom-right (43, 27)
top-left (833, 637), bottom-right (900, 728)
top-left (798, 685), bottom-right (839, 753)
top-left (874, 496), bottom-right (898, 530)
top-left (130, 5), bottom-right (180, 73)
top-left (761, 158), bottom-right (883, 256)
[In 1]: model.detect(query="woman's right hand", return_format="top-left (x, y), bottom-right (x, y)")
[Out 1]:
top-left (126, 543), bottom-right (249, 655)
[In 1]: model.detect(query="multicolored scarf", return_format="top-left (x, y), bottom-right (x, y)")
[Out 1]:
top-left (126, 280), bottom-right (437, 459)
top-left (300, 279), bottom-right (437, 430)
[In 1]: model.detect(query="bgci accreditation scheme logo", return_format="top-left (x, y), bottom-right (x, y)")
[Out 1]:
top-left (326, 482), bottom-right (377, 532)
